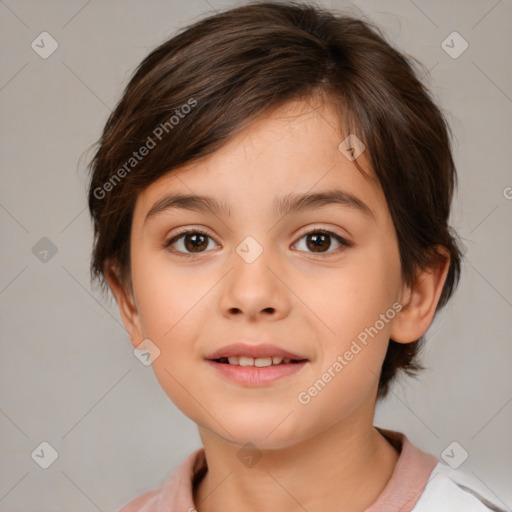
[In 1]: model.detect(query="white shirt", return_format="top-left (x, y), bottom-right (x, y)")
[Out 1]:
top-left (413, 462), bottom-right (507, 511)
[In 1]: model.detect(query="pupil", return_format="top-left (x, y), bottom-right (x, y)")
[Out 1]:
top-left (307, 233), bottom-right (330, 252)
top-left (185, 233), bottom-right (208, 252)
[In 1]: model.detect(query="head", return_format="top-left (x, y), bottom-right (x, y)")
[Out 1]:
top-left (87, 1), bottom-right (462, 448)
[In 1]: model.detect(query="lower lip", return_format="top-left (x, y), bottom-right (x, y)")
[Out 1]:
top-left (206, 360), bottom-right (308, 386)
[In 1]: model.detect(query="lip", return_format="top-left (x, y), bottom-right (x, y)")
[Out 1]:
top-left (206, 359), bottom-right (308, 386)
top-left (205, 342), bottom-right (307, 361)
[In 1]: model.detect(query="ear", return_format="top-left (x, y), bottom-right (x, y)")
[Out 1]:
top-left (390, 246), bottom-right (451, 344)
top-left (105, 261), bottom-right (144, 349)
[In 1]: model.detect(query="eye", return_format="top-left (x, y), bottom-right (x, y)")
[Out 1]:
top-left (292, 228), bottom-right (352, 255)
top-left (164, 229), bottom-right (219, 257)
top-left (164, 227), bottom-right (352, 258)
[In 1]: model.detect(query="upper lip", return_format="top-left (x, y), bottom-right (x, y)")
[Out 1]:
top-left (205, 343), bottom-right (308, 361)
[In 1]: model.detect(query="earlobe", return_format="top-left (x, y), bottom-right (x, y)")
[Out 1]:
top-left (105, 262), bottom-right (144, 349)
top-left (390, 247), bottom-right (451, 344)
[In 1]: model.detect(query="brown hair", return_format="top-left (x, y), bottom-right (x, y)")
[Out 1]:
top-left (87, 0), bottom-right (463, 399)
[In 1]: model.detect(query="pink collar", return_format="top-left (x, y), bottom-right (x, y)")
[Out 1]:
top-left (366, 427), bottom-right (438, 511)
top-left (121, 428), bottom-right (438, 512)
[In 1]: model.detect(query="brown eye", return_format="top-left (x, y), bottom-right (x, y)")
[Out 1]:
top-left (165, 229), bottom-right (218, 256)
top-left (293, 230), bottom-right (352, 255)
top-left (182, 233), bottom-right (209, 252)
top-left (306, 233), bottom-right (331, 252)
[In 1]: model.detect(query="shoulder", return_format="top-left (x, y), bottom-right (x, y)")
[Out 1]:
top-left (117, 447), bottom-right (206, 512)
top-left (413, 462), bottom-right (507, 511)
top-left (118, 488), bottom-right (160, 512)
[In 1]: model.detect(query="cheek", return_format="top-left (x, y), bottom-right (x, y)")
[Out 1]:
top-left (301, 244), bottom-right (401, 412)
top-left (309, 247), bottom-right (401, 347)
top-left (131, 248), bottom-right (202, 336)
top-left (294, 358), bottom-right (380, 435)
top-left (130, 250), bottom-right (212, 403)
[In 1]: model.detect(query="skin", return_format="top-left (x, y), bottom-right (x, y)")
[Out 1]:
top-left (107, 97), bottom-right (450, 512)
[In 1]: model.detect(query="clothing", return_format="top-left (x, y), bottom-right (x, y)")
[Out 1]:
top-left (119, 428), bottom-right (506, 511)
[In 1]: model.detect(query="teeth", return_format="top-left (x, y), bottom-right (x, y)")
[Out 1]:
top-left (223, 356), bottom-right (295, 366)
top-left (239, 356), bottom-right (254, 366)
top-left (254, 357), bottom-right (272, 367)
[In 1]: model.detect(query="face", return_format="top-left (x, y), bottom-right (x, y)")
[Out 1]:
top-left (122, 98), bottom-right (407, 449)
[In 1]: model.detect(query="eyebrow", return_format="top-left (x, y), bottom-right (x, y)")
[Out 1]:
top-left (143, 189), bottom-right (375, 225)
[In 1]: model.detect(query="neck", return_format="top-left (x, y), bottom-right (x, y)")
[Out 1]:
top-left (193, 419), bottom-right (399, 512)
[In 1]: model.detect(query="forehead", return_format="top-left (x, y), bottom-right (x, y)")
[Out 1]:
top-left (132, 98), bottom-right (384, 223)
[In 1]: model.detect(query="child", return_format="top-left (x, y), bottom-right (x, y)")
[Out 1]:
top-left (87, 2), bottom-right (506, 510)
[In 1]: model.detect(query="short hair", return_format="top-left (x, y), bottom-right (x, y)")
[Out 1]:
top-left (87, 0), bottom-right (463, 399)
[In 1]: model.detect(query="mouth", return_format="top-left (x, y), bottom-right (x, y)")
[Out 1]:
top-left (212, 356), bottom-right (307, 367)
top-left (205, 342), bottom-right (309, 386)
top-left (206, 348), bottom-right (309, 386)
top-left (205, 342), bottom-right (308, 363)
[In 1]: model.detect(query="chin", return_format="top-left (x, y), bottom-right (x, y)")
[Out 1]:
top-left (219, 413), bottom-right (305, 450)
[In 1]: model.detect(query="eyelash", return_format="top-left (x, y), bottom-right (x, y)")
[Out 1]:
top-left (164, 227), bottom-right (353, 258)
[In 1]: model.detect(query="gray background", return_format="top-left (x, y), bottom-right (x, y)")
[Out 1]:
top-left (1, 0), bottom-right (511, 510)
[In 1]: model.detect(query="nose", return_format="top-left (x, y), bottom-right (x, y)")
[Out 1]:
top-left (218, 243), bottom-right (291, 322)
